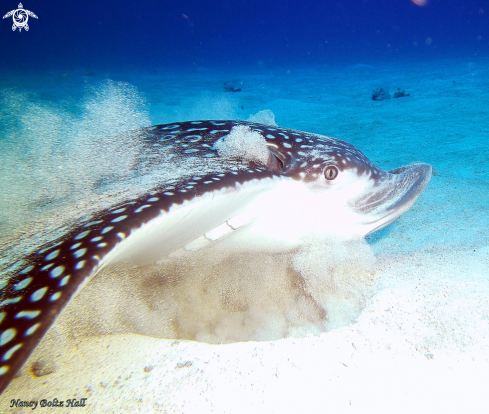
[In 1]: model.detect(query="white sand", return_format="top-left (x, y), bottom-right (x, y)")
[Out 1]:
top-left (3, 247), bottom-right (488, 413)
top-left (1, 58), bottom-right (488, 412)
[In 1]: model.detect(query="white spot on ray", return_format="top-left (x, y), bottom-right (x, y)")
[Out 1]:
top-left (101, 226), bottom-right (114, 234)
top-left (50, 292), bottom-right (62, 302)
top-left (44, 250), bottom-right (60, 261)
top-left (135, 205), bottom-right (150, 213)
top-left (31, 287), bottom-right (48, 302)
top-left (75, 231), bottom-right (90, 240)
top-left (75, 261), bottom-right (86, 269)
top-left (19, 266), bottom-right (34, 275)
top-left (73, 248), bottom-right (87, 258)
top-left (13, 277), bottom-right (32, 291)
top-left (160, 124), bottom-right (179, 130)
top-left (15, 311), bottom-right (40, 320)
top-left (111, 215), bottom-right (127, 223)
top-left (50, 266), bottom-right (64, 278)
top-left (0, 298), bottom-right (21, 306)
top-left (59, 276), bottom-right (70, 287)
top-left (25, 323), bottom-right (40, 336)
top-left (3, 343), bottom-right (22, 361)
top-left (0, 329), bottom-right (16, 346)
top-left (37, 242), bottom-right (63, 254)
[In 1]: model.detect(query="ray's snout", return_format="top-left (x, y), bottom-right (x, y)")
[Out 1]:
top-left (387, 163), bottom-right (432, 212)
top-left (359, 163), bottom-right (432, 236)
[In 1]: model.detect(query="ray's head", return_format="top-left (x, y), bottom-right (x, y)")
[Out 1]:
top-left (263, 131), bottom-right (432, 238)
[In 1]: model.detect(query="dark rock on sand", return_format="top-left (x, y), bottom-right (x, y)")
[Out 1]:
top-left (394, 88), bottom-right (410, 98)
top-left (224, 80), bottom-right (242, 92)
top-left (372, 88), bottom-right (390, 101)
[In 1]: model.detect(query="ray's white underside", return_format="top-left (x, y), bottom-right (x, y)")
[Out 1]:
top-left (98, 176), bottom-right (367, 272)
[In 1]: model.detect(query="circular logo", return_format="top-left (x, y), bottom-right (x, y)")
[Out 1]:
top-left (13, 9), bottom-right (27, 27)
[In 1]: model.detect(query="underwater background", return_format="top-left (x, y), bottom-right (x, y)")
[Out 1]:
top-left (1, 0), bottom-right (488, 68)
top-left (1, 0), bottom-right (489, 413)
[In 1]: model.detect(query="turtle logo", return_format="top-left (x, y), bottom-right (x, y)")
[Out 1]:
top-left (3, 3), bottom-right (38, 32)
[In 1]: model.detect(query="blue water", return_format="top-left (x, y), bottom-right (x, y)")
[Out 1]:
top-left (1, 0), bottom-right (488, 69)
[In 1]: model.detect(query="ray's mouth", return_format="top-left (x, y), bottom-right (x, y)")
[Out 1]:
top-left (358, 163), bottom-right (432, 236)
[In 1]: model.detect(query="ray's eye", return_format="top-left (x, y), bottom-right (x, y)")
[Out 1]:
top-left (324, 166), bottom-right (338, 180)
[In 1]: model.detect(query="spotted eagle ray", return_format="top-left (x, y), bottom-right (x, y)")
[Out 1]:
top-left (0, 120), bottom-right (431, 393)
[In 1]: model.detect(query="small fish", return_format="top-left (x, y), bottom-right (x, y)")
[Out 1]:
top-left (0, 120), bottom-right (431, 393)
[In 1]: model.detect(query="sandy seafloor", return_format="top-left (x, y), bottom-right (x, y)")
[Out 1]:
top-left (0, 57), bottom-right (488, 413)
